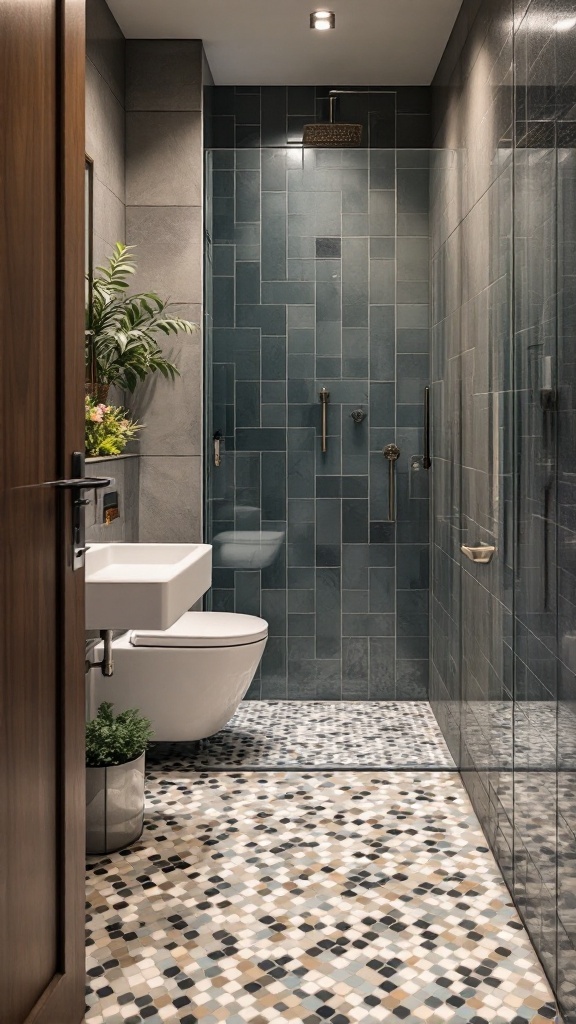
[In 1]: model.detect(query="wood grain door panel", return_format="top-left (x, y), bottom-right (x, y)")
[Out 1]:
top-left (0, 2), bottom-right (86, 1022)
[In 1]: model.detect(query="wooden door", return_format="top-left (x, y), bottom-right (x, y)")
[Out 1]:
top-left (0, 1), bottom-right (86, 1022)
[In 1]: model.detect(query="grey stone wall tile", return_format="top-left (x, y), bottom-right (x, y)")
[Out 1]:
top-left (86, 0), bottom-right (125, 104)
top-left (139, 456), bottom-right (202, 542)
top-left (130, 330), bottom-right (202, 457)
top-left (126, 40), bottom-right (203, 112)
top-left (126, 206), bottom-right (202, 304)
top-left (86, 58), bottom-right (125, 202)
top-left (93, 177), bottom-right (125, 250)
top-left (126, 112), bottom-right (202, 206)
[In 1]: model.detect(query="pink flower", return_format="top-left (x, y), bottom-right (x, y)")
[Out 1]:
top-left (90, 408), bottom-right (104, 423)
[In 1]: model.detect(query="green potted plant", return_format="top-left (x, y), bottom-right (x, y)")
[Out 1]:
top-left (85, 242), bottom-right (197, 403)
top-left (86, 702), bottom-right (153, 856)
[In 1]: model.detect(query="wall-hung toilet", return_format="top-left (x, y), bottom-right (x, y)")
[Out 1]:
top-left (90, 611), bottom-right (268, 741)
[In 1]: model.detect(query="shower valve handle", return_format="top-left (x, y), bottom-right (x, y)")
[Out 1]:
top-left (383, 444), bottom-right (401, 522)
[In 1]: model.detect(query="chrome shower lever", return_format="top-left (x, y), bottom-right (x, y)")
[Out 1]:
top-left (319, 388), bottom-right (330, 453)
top-left (383, 444), bottom-right (401, 522)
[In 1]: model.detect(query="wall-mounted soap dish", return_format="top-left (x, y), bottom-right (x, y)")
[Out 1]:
top-left (461, 544), bottom-right (495, 564)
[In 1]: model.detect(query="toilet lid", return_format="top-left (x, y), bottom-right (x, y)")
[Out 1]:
top-left (129, 611), bottom-right (269, 648)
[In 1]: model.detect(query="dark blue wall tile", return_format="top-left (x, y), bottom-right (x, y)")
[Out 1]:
top-left (369, 637), bottom-right (396, 697)
top-left (262, 337), bottom-right (286, 381)
top-left (342, 613), bottom-right (395, 637)
top-left (213, 276), bottom-right (235, 327)
top-left (261, 87), bottom-right (288, 146)
top-left (342, 237), bottom-right (369, 328)
top-left (236, 381), bottom-right (260, 427)
top-left (342, 499), bottom-right (369, 543)
top-left (262, 191), bottom-right (287, 281)
top-left (235, 91), bottom-right (260, 124)
top-left (316, 567), bottom-right (342, 659)
top-left (261, 452), bottom-right (286, 520)
top-left (370, 305), bottom-right (395, 380)
top-left (235, 123), bottom-right (261, 148)
top-left (236, 261), bottom-right (261, 306)
top-left (236, 428), bottom-right (286, 451)
top-left (369, 567), bottom-right (395, 613)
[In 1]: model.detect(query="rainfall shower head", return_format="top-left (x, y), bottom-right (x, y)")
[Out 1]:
top-left (302, 93), bottom-right (363, 148)
top-left (302, 89), bottom-right (395, 148)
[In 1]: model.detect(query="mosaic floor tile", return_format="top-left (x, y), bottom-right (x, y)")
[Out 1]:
top-left (146, 701), bottom-right (455, 771)
top-left (86, 770), bottom-right (560, 1023)
top-left (458, 701), bottom-right (576, 772)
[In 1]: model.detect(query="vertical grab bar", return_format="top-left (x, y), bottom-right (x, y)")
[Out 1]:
top-left (423, 386), bottom-right (431, 469)
top-left (383, 444), bottom-right (401, 521)
top-left (319, 388), bottom-right (330, 453)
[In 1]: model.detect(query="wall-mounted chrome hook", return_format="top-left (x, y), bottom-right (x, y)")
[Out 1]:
top-left (350, 408), bottom-right (367, 424)
top-left (383, 443), bottom-right (400, 522)
top-left (319, 388), bottom-right (330, 453)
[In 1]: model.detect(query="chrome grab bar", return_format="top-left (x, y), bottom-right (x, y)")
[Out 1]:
top-left (461, 544), bottom-right (495, 564)
top-left (383, 443), bottom-right (400, 521)
top-left (423, 386), bottom-right (431, 469)
top-left (319, 387), bottom-right (330, 453)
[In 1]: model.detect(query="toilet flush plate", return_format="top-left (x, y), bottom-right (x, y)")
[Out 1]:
top-left (85, 543), bottom-right (212, 630)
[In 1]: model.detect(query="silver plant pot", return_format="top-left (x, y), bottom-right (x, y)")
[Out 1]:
top-left (86, 752), bottom-right (145, 855)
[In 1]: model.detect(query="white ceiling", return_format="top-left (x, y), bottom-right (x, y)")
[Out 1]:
top-left (106, 0), bottom-right (463, 86)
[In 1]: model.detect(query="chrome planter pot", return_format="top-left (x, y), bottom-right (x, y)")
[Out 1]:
top-left (86, 752), bottom-right (145, 855)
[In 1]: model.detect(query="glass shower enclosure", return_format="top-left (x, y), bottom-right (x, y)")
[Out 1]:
top-left (204, 146), bottom-right (432, 703)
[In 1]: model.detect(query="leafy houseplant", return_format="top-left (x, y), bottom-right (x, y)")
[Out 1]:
top-left (85, 395), bottom-right (143, 457)
top-left (86, 242), bottom-right (197, 400)
top-left (86, 701), bottom-right (153, 768)
top-left (86, 702), bottom-right (153, 855)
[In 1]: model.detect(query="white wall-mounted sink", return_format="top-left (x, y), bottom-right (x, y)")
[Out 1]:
top-left (85, 543), bottom-right (212, 630)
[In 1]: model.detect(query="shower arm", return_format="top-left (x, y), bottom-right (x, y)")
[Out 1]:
top-left (328, 88), bottom-right (396, 124)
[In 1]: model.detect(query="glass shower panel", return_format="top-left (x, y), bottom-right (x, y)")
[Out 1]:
top-left (513, 139), bottom-right (558, 980)
top-left (557, 137), bottom-right (576, 1014)
top-left (429, 148), bottom-right (464, 766)
top-left (458, 155), bottom-right (515, 854)
top-left (429, 142), bottom-right (514, 809)
top-left (205, 148), bottom-right (432, 703)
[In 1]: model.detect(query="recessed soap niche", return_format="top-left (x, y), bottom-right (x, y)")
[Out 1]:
top-left (85, 454), bottom-right (139, 544)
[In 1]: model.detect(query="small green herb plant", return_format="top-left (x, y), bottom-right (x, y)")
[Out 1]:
top-left (86, 702), bottom-right (153, 768)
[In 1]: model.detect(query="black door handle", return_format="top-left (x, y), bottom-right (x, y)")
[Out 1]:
top-left (49, 476), bottom-right (111, 489)
top-left (50, 453), bottom-right (111, 570)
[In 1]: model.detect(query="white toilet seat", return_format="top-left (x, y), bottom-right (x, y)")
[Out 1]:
top-left (91, 611), bottom-right (269, 741)
top-left (129, 611), bottom-right (268, 648)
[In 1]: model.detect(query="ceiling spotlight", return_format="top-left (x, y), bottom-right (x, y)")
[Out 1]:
top-left (554, 16), bottom-right (576, 29)
top-left (310, 10), bottom-right (335, 30)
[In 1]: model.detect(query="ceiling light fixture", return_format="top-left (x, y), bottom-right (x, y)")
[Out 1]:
top-left (310, 10), bottom-right (335, 30)
top-left (554, 16), bottom-right (576, 29)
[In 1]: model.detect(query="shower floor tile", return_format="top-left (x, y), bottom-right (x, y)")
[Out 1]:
top-left (147, 700), bottom-right (455, 771)
top-left (86, 770), bottom-right (559, 1024)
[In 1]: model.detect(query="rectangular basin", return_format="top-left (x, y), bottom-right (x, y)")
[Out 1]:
top-left (85, 543), bottom-right (212, 630)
